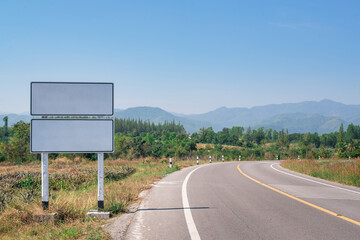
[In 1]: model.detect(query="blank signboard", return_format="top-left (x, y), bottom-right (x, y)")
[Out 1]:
top-left (31, 119), bottom-right (114, 153)
top-left (31, 82), bottom-right (113, 116)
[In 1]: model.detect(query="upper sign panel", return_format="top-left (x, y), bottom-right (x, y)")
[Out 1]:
top-left (31, 82), bottom-right (114, 116)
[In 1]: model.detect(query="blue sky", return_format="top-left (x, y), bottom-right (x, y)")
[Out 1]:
top-left (1, 0), bottom-right (359, 114)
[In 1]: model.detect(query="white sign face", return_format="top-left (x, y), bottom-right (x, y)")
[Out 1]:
top-left (31, 119), bottom-right (114, 153)
top-left (31, 82), bottom-right (113, 116)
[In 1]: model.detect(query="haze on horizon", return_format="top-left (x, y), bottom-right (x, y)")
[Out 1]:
top-left (1, 1), bottom-right (359, 114)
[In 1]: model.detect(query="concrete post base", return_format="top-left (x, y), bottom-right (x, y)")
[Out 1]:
top-left (86, 210), bottom-right (111, 220)
top-left (34, 213), bottom-right (57, 224)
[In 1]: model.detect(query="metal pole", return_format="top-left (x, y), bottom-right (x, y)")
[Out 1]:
top-left (41, 153), bottom-right (49, 210)
top-left (98, 153), bottom-right (104, 210)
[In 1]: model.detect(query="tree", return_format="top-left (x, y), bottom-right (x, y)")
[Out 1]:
top-left (277, 129), bottom-right (289, 148)
top-left (310, 133), bottom-right (321, 148)
top-left (3, 116), bottom-right (8, 137)
top-left (338, 123), bottom-right (345, 143)
top-left (244, 127), bottom-right (253, 144)
top-left (254, 127), bottom-right (265, 144)
top-left (8, 121), bottom-right (33, 163)
top-left (230, 127), bottom-right (244, 138)
top-left (265, 128), bottom-right (272, 141)
top-left (320, 133), bottom-right (337, 148)
top-left (272, 130), bottom-right (278, 141)
top-left (346, 123), bottom-right (360, 142)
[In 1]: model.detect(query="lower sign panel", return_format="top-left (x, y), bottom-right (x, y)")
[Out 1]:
top-left (31, 119), bottom-right (114, 153)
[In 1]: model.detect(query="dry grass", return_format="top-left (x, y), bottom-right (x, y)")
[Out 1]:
top-left (0, 157), bottom-right (198, 239)
top-left (281, 158), bottom-right (360, 187)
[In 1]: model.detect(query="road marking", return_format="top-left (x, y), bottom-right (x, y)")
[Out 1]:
top-left (237, 164), bottom-right (360, 227)
top-left (270, 163), bottom-right (360, 195)
top-left (182, 167), bottom-right (202, 240)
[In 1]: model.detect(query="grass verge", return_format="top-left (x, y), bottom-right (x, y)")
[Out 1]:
top-left (281, 158), bottom-right (360, 187)
top-left (0, 157), bottom-right (198, 239)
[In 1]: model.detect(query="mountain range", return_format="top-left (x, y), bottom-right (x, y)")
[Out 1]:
top-left (1, 100), bottom-right (360, 134)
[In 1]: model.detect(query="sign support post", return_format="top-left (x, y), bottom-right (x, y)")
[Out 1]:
top-left (98, 153), bottom-right (104, 210)
top-left (41, 153), bottom-right (49, 210)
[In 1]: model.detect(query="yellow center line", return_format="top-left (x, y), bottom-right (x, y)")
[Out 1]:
top-left (237, 164), bottom-right (360, 227)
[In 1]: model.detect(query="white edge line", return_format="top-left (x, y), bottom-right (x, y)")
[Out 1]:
top-left (182, 167), bottom-right (202, 240)
top-left (271, 163), bottom-right (360, 195)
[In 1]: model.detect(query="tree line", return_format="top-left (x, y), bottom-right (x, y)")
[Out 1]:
top-left (0, 117), bottom-right (359, 163)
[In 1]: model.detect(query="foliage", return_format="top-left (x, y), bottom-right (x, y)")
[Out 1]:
top-left (8, 121), bottom-right (34, 163)
top-left (115, 118), bottom-right (186, 137)
top-left (0, 118), bottom-right (360, 163)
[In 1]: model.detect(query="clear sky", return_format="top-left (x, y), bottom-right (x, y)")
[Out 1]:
top-left (1, 0), bottom-right (359, 114)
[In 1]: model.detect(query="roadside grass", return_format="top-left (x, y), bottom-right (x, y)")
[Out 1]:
top-left (0, 157), bottom-right (200, 239)
top-left (281, 158), bottom-right (360, 187)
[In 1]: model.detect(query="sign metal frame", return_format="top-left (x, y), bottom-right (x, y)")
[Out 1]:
top-left (30, 82), bottom-right (114, 211)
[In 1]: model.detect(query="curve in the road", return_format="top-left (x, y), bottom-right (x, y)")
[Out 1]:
top-left (237, 163), bottom-right (360, 227)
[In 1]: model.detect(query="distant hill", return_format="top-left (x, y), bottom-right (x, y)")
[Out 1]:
top-left (188, 100), bottom-right (360, 124)
top-left (254, 113), bottom-right (348, 134)
top-left (1, 100), bottom-right (360, 134)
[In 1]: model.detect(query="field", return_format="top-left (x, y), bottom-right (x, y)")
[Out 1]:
top-left (0, 157), bottom-right (199, 239)
top-left (281, 158), bottom-right (360, 187)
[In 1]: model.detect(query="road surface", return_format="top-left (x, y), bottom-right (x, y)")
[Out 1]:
top-left (124, 161), bottom-right (360, 240)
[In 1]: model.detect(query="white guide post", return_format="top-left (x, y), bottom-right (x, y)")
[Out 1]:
top-left (169, 158), bottom-right (173, 168)
top-left (41, 153), bottom-right (49, 210)
top-left (98, 153), bottom-right (104, 210)
top-left (197, 156), bottom-right (199, 165)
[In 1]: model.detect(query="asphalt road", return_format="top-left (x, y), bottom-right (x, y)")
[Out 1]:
top-left (124, 161), bottom-right (360, 240)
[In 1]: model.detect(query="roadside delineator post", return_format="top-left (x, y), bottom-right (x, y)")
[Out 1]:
top-left (197, 156), bottom-right (199, 165)
top-left (170, 158), bottom-right (173, 168)
top-left (276, 155), bottom-right (278, 160)
top-left (222, 155), bottom-right (224, 162)
top-left (209, 156), bottom-right (212, 163)
top-left (239, 155), bottom-right (241, 161)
